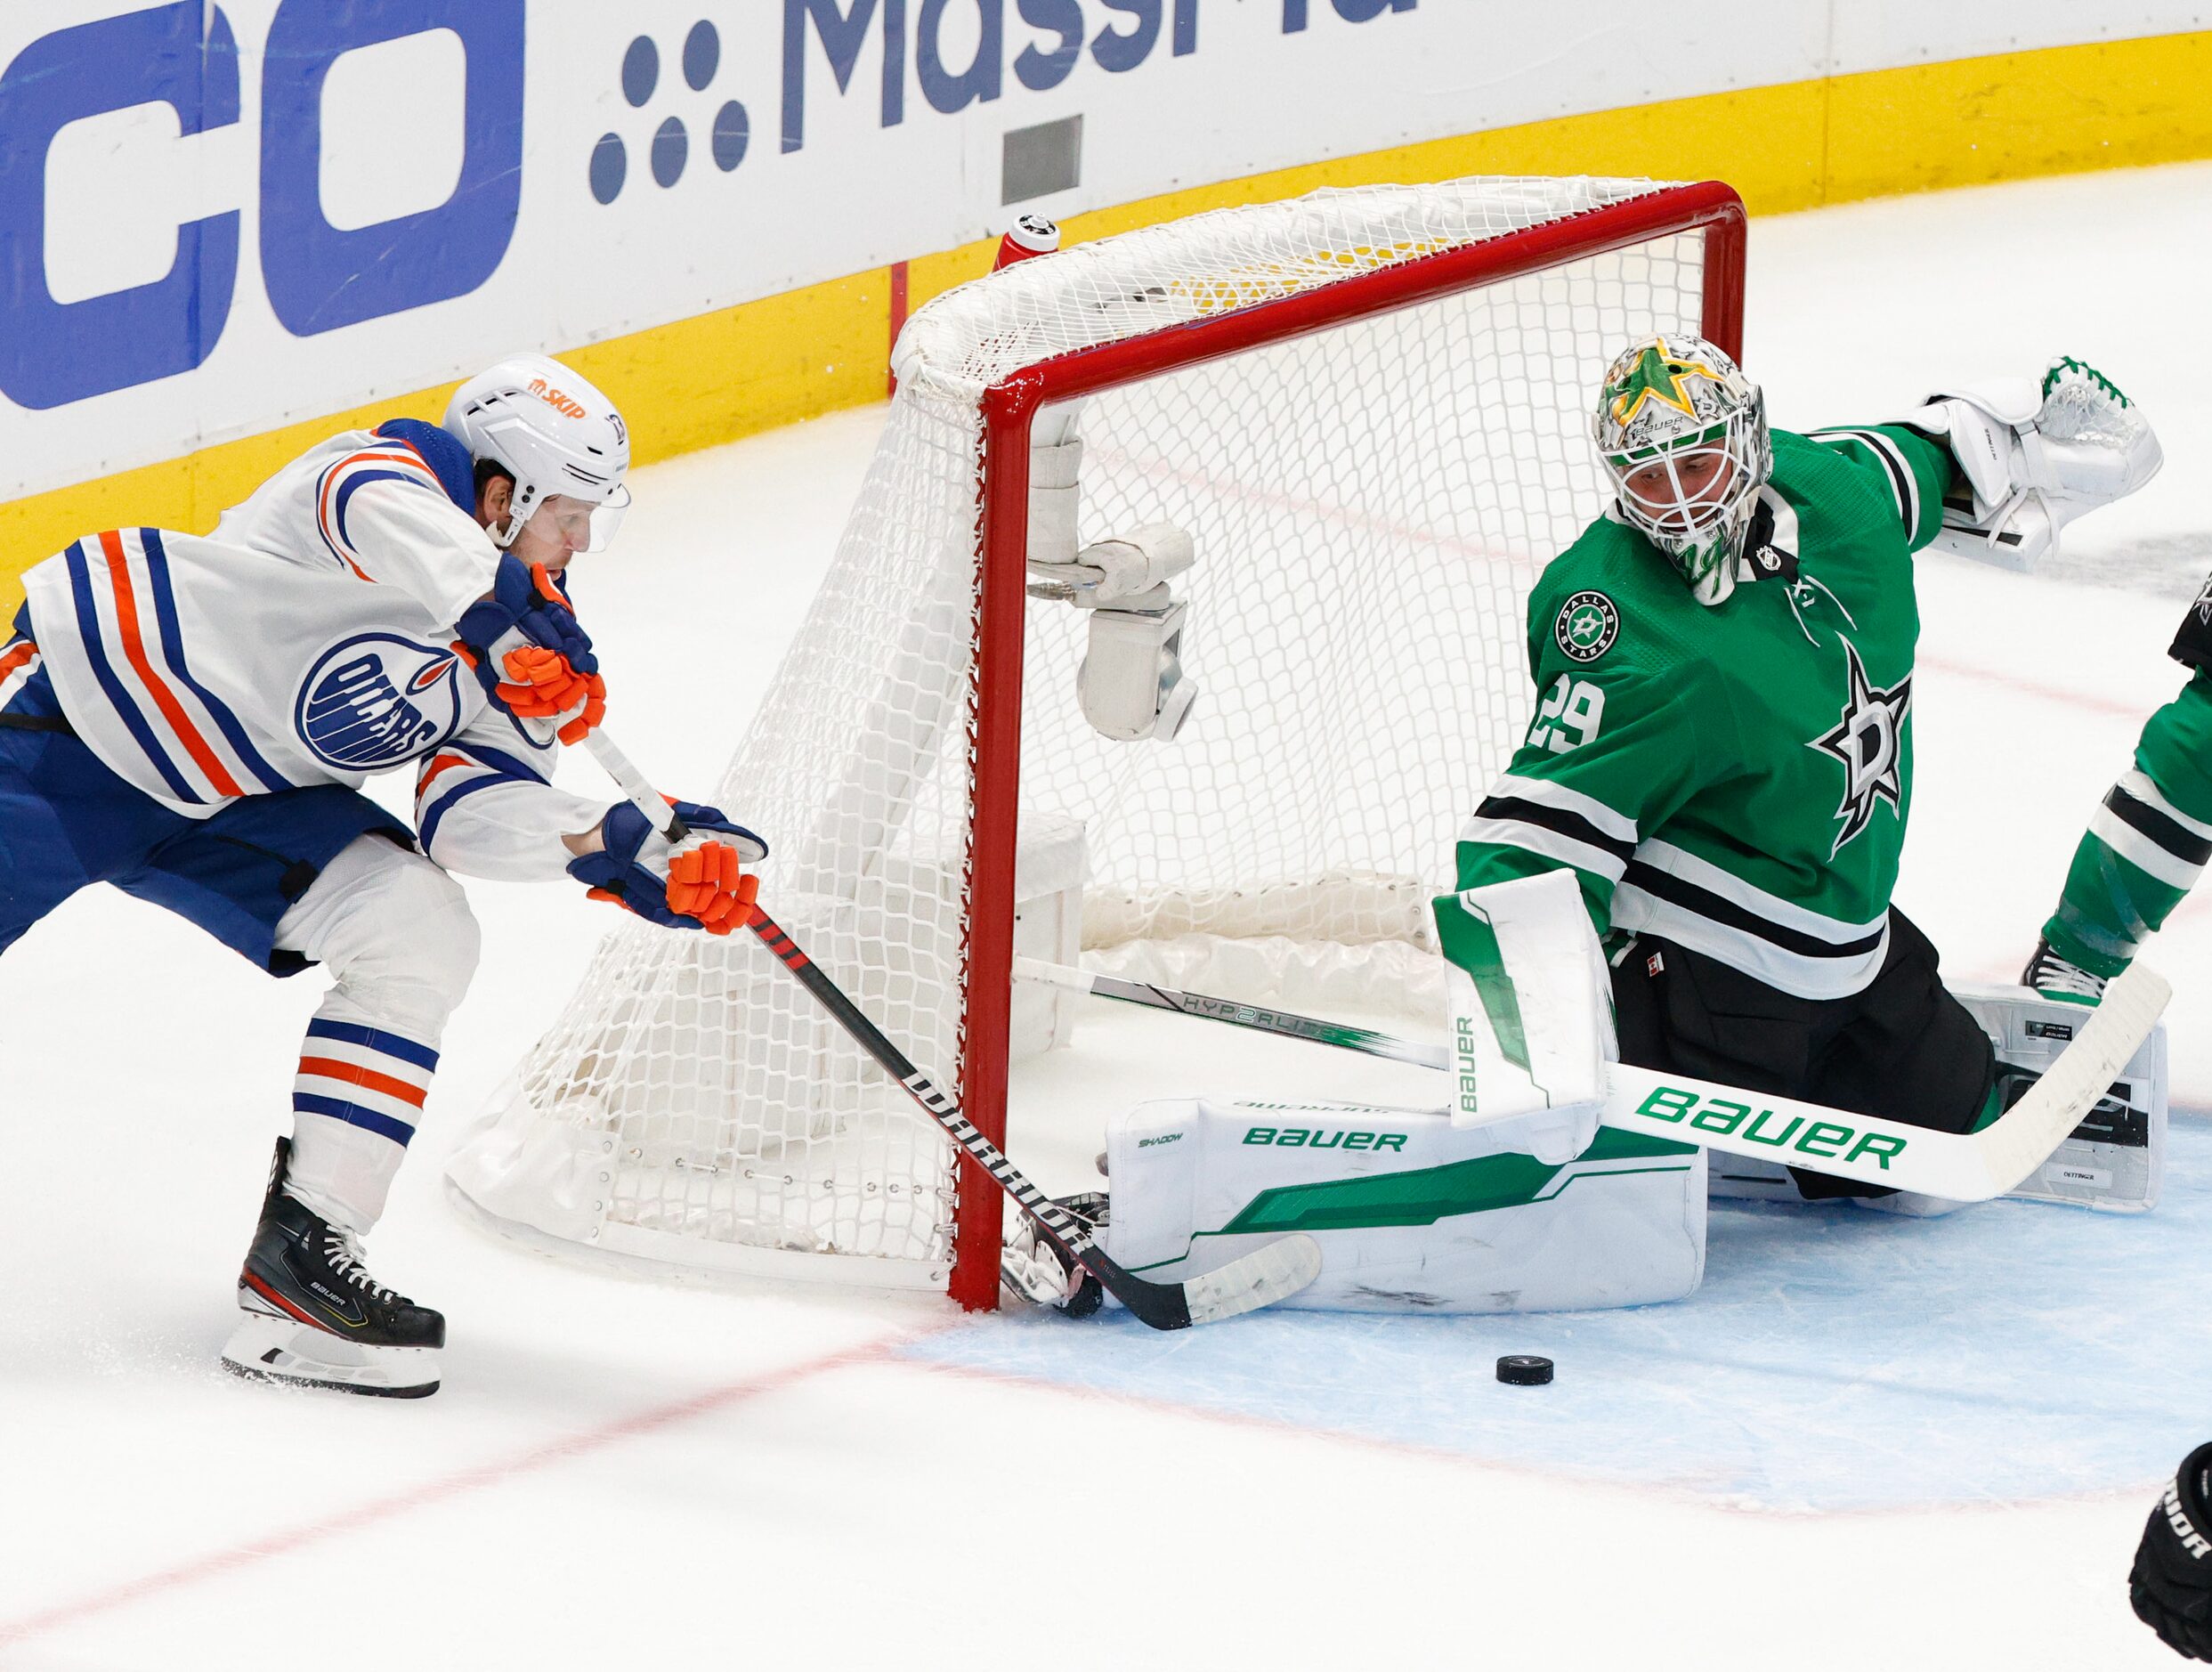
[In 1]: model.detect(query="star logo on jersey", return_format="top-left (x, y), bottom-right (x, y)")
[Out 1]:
top-left (1554, 590), bottom-right (1619, 663)
top-left (1808, 639), bottom-right (1913, 856)
top-left (1607, 341), bottom-right (1721, 428)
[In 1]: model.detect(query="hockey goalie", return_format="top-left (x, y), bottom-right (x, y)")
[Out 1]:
top-left (1007, 334), bottom-right (2166, 1318)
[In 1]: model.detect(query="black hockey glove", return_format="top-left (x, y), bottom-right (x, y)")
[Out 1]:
top-left (2169, 575), bottom-right (2212, 673)
top-left (2132, 1441), bottom-right (2212, 1660)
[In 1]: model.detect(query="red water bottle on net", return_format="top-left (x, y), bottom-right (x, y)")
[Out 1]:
top-left (994, 214), bottom-right (1061, 271)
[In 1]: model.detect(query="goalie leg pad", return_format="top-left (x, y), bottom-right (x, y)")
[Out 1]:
top-left (1952, 983), bottom-right (2167, 1213)
top-left (1436, 868), bottom-right (1613, 1161)
top-left (1099, 1096), bottom-right (1705, 1315)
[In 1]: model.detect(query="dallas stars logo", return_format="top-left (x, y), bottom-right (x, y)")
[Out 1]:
top-left (1608, 340), bottom-right (1722, 427)
top-left (1808, 640), bottom-right (1912, 856)
top-left (1554, 590), bottom-right (1618, 662)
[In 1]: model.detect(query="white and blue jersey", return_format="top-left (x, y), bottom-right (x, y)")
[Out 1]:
top-left (15, 420), bottom-right (605, 881)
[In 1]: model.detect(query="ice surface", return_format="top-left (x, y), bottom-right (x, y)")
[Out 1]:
top-left (911, 1119), bottom-right (2212, 1515)
top-left (4, 162), bottom-right (2212, 1668)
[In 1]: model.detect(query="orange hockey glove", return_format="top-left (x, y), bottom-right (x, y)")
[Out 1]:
top-left (665, 841), bottom-right (761, 935)
top-left (568, 800), bottom-right (768, 935)
top-left (456, 556), bottom-right (606, 743)
top-left (496, 645), bottom-right (607, 743)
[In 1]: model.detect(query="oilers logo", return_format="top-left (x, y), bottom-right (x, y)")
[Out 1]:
top-left (295, 634), bottom-right (463, 770)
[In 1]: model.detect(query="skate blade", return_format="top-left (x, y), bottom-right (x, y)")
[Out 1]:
top-left (221, 1311), bottom-right (441, 1399)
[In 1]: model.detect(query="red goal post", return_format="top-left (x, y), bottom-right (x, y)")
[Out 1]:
top-left (951, 181), bottom-right (1747, 1306)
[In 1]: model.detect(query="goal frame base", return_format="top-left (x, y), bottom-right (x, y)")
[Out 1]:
top-left (443, 1177), bottom-right (955, 1295)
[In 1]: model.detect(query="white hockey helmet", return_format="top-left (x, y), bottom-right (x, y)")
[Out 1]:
top-left (1592, 334), bottom-right (1770, 605)
top-left (444, 354), bottom-right (632, 552)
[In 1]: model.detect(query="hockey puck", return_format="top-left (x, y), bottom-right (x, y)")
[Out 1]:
top-left (1496, 1354), bottom-right (1553, 1386)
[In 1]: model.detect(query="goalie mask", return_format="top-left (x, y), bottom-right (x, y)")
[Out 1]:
top-left (1592, 335), bottom-right (1770, 606)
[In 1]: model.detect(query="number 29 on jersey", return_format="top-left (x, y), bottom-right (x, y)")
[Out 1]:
top-left (1527, 675), bottom-right (1603, 753)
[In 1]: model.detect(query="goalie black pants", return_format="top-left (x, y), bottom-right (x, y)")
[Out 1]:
top-left (1609, 908), bottom-right (1996, 1200)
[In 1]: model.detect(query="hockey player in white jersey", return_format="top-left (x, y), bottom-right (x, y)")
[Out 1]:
top-left (0, 354), bottom-right (760, 1397)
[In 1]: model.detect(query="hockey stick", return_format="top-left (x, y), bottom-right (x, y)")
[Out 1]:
top-left (579, 731), bottom-right (1321, 1327)
top-left (1013, 954), bottom-right (2169, 1203)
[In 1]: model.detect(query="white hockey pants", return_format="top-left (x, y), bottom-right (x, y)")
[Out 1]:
top-left (271, 836), bottom-right (481, 1233)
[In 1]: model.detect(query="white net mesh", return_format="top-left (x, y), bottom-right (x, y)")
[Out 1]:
top-left (445, 175), bottom-right (1722, 1288)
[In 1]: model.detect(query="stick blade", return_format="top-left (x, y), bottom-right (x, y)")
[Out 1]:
top-left (1179, 1233), bottom-right (1325, 1326)
top-left (1974, 962), bottom-right (2171, 1197)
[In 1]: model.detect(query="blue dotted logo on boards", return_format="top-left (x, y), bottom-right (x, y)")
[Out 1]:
top-left (295, 635), bottom-right (464, 771)
top-left (592, 20), bottom-right (749, 203)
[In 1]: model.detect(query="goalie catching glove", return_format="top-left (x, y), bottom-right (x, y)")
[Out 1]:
top-left (570, 799), bottom-right (766, 935)
top-left (455, 553), bottom-right (608, 743)
top-left (1906, 356), bottom-right (2161, 569)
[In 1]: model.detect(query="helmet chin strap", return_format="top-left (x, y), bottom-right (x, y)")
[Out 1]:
top-left (485, 481), bottom-right (540, 550)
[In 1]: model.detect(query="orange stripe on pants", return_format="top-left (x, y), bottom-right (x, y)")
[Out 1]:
top-left (295, 1056), bottom-right (430, 1109)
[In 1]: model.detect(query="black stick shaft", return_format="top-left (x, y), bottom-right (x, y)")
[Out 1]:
top-left (578, 728), bottom-right (1220, 1328)
top-left (747, 909), bottom-right (1094, 1262)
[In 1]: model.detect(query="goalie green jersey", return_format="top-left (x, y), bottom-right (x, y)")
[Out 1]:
top-left (1454, 426), bottom-right (1957, 1000)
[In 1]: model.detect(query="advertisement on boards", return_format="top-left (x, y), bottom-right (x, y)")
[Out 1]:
top-left (0, 2), bottom-right (2196, 504)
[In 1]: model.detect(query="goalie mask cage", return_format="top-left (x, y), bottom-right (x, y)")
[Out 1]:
top-left (446, 175), bottom-right (1746, 1308)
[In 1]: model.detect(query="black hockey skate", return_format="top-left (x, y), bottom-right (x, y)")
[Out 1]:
top-left (999, 1191), bottom-right (1109, 1319)
top-left (221, 1138), bottom-right (444, 1398)
top-left (2022, 937), bottom-right (2108, 1005)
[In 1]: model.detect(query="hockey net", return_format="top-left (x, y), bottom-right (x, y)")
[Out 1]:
top-left (445, 175), bottom-right (1746, 1303)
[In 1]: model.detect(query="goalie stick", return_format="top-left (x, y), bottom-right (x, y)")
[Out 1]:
top-left (579, 731), bottom-right (1321, 1327)
top-left (1012, 955), bottom-right (2169, 1203)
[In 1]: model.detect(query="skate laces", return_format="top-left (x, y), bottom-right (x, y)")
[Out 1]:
top-left (321, 1229), bottom-right (401, 1303)
top-left (2029, 947), bottom-right (2106, 999)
